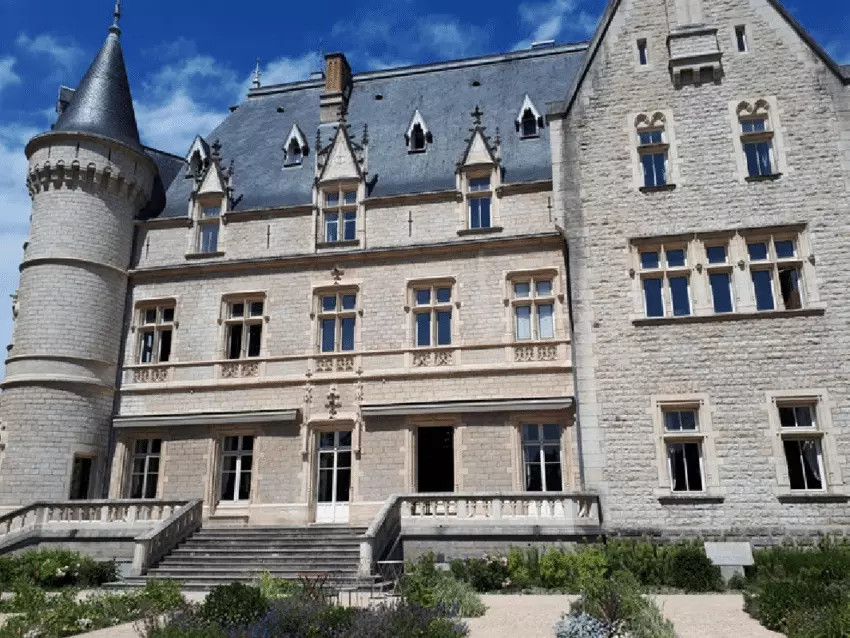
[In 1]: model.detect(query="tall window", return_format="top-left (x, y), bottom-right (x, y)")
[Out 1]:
top-left (224, 297), bottom-right (264, 359)
top-left (778, 404), bottom-right (824, 491)
top-left (138, 304), bottom-right (174, 364)
top-left (198, 204), bottom-right (221, 253)
top-left (738, 101), bottom-right (775, 178)
top-left (663, 409), bottom-right (704, 492)
top-left (706, 245), bottom-right (734, 313)
top-left (637, 39), bottom-right (648, 65)
top-left (635, 114), bottom-right (668, 188)
top-left (323, 188), bottom-right (358, 243)
top-left (129, 439), bottom-right (161, 499)
top-left (639, 246), bottom-right (691, 318)
top-left (69, 456), bottom-right (93, 501)
top-left (735, 25), bottom-right (748, 53)
top-left (220, 435), bottom-right (253, 502)
top-left (467, 176), bottom-right (492, 229)
top-left (413, 285), bottom-right (453, 347)
top-left (747, 237), bottom-right (803, 311)
top-left (512, 277), bottom-right (555, 340)
top-left (319, 292), bottom-right (357, 353)
top-left (522, 424), bottom-right (563, 492)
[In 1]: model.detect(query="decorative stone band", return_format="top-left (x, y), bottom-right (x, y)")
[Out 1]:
top-left (1, 353), bottom-right (117, 390)
top-left (19, 256), bottom-right (128, 276)
top-left (360, 396), bottom-right (573, 417)
top-left (112, 409), bottom-right (299, 429)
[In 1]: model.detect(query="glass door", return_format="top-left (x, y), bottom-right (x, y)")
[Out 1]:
top-left (315, 431), bottom-right (352, 523)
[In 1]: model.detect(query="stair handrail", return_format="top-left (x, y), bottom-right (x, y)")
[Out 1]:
top-left (359, 493), bottom-right (403, 578)
top-left (131, 499), bottom-right (203, 577)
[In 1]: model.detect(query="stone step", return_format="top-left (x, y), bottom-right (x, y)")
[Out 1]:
top-left (194, 528), bottom-right (366, 537)
top-left (145, 569), bottom-right (361, 581)
top-left (160, 558), bottom-right (360, 568)
top-left (171, 549), bottom-right (359, 558)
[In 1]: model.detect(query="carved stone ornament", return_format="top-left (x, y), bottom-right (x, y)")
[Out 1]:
top-left (332, 266), bottom-right (345, 282)
top-left (326, 386), bottom-right (341, 418)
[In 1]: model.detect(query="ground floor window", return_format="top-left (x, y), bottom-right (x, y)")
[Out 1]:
top-left (663, 409), bottom-right (704, 493)
top-left (220, 436), bottom-right (254, 502)
top-left (778, 404), bottom-right (824, 491)
top-left (129, 439), bottom-right (161, 499)
top-left (522, 424), bottom-right (563, 492)
top-left (417, 427), bottom-right (455, 493)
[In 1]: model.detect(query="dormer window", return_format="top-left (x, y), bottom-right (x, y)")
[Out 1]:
top-left (283, 123), bottom-right (308, 167)
top-left (321, 186), bottom-right (359, 244)
top-left (467, 176), bottom-right (492, 229)
top-left (194, 200), bottom-right (222, 254)
top-left (405, 110), bottom-right (432, 153)
top-left (515, 95), bottom-right (543, 139)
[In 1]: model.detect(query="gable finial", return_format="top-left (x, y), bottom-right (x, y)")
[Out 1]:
top-left (315, 128), bottom-right (322, 153)
top-left (211, 138), bottom-right (222, 162)
top-left (252, 58), bottom-right (262, 90)
top-left (471, 105), bottom-right (483, 127)
top-left (110, 0), bottom-right (122, 36)
top-left (361, 123), bottom-right (369, 146)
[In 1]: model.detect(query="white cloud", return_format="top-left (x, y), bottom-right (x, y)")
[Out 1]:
top-left (16, 33), bottom-right (83, 70)
top-left (0, 57), bottom-right (21, 93)
top-left (135, 90), bottom-right (227, 156)
top-left (513, 0), bottom-right (598, 50)
top-left (826, 40), bottom-right (850, 64)
top-left (260, 53), bottom-right (322, 87)
top-left (0, 124), bottom-right (38, 378)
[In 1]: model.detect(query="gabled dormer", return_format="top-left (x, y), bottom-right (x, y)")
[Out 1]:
top-left (515, 95), bottom-right (543, 138)
top-left (405, 109), bottom-right (432, 153)
top-left (283, 124), bottom-right (309, 167)
top-left (315, 123), bottom-right (367, 250)
top-left (456, 106), bottom-right (502, 236)
top-left (185, 135), bottom-right (210, 181)
top-left (187, 139), bottom-right (233, 258)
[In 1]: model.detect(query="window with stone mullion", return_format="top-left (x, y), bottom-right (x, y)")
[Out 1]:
top-left (662, 409), bottom-right (704, 493)
top-left (138, 305), bottom-right (175, 364)
top-left (319, 292), bottom-right (357, 353)
top-left (413, 285), bottom-right (453, 348)
top-left (637, 129), bottom-right (668, 188)
top-left (747, 237), bottom-right (803, 312)
top-left (225, 298), bottom-right (264, 360)
top-left (512, 278), bottom-right (555, 341)
top-left (197, 203), bottom-right (221, 253)
top-left (129, 439), bottom-right (161, 499)
top-left (220, 435), bottom-right (254, 502)
top-left (323, 187), bottom-right (358, 243)
top-left (639, 246), bottom-right (692, 318)
top-left (778, 404), bottom-right (825, 491)
top-left (521, 424), bottom-right (563, 492)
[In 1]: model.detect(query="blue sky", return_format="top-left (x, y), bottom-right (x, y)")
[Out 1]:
top-left (0, 0), bottom-right (847, 377)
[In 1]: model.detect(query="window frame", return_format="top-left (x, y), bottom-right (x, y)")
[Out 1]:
top-left (745, 234), bottom-right (805, 312)
top-left (411, 283), bottom-right (454, 348)
top-left (194, 198), bottom-right (223, 255)
top-left (465, 172), bottom-right (493, 230)
top-left (510, 276), bottom-right (556, 341)
top-left (732, 98), bottom-right (783, 182)
top-left (222, 295), bottom-right (266, 360)
top-left (734, 25), bottom-right (749, 53)
top-left (637, 244), bottom-right (693, 318)
top-left (520, 423), bottom-right (565, 493)
top-left (320, 184), bottom-right (360, 244)
top-left (128, 438), bottom-right (162, 500)
top-left (316, 289), bottom-right (359, 354)
top-left (651, 395), bottom-right (721, 499)
top-left (635, 113), bottom-right (669, 190)
top-left (219, 435), bottom-right (255, 504)
top-left (136, 303), bottom-right (176, 365)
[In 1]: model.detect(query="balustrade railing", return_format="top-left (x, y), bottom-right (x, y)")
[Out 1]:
top-left (132, 499), bottom-right (203, 576)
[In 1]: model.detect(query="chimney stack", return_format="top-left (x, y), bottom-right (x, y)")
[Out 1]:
top-left (320, 52), bottom-right (353, 123)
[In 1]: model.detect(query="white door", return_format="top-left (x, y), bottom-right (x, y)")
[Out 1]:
top-left (315, 431), bottom-right (352, 523)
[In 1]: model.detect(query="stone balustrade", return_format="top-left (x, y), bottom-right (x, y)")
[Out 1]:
top-left (131, 499), bottom-right (203, 576)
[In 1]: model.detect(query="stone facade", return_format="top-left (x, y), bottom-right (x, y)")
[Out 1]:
top-left (550, 0), bottom-right (850, 538)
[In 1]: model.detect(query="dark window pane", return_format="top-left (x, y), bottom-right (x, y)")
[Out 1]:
top-left (543, 424), bottom-right (561, 441)
top-left (784, 440), bottom-right (806, 490)
top-left (779, 267), bottom-right (802, 309)
top-left (643, 278), bottom-right (664, 317)
top-left (751, 270), bottom-right (775, 310)
top-left (653, 153), bottom-right (667, 185)
top-left (134, 440), bottom-right (148, 455)
top-left (525, 460), bottom-right (542, 492)
top-left (748, 242), bottom-right (768, 261)
top-left (326, 192), bottom-right (339, 206)
top-left (669, 276), bottom-right (691, 316)
top-left (680, 411), bottom-right (697, 430)
top-left (227, 324), bottom-right (243, 359)
top-left (148, 457), bottom-right (160, 474)
top-left (130, 474), bottom-right (144, 499)
top-left (437, 311), bottom-right (452, 346)
top-left (707, 246), bottom-right (727, 264)
top-left (249, 301), bottom-right (264, 317)
top-left (801, 440), bottom-right (823, 490)
top-left (640, 252), bottom-right (660, 269)
top-left (318, 469), bottom-right (334, 502)
top-left (479, 197), bottom-right (492, 227)
top-left (684, 444), bottom-right (703, 491)
top-left (159, 330), bottom-right (172, 362)
top-left (469, 177), bottom-right (490, 191)
top-left (325, 213), bottom-right (339, 242)
top-left (664, 412), bottom-right (681, 432)
top-left (775, 240), bottom-right (795, 259)
top-left (339, 432), bottom-right (353, 447)
top-left (144, 473), bottom-right (158, 499)
top-left (545, 463), bottom-right (563, 492)
top-left (238, 471), bottom-right (252, 500)
top-left (543, 445), bottom-right (561, 463)
top-left (416, 290), bottom-right (430, 305)
top-left (666, 249), bottom-right (686, 267)
top-left (437, 288), bottom-right (452, 303)
top-left (321, 319), bottom-right (336, 353)
top-left (343, 212), bottom-right (357, 241)
top-left (710, 273), bottom-right (734, 313)
top-left (231, 303), bottom-right (245, 318)
top-left (140, 331), bottom-right (155, 364)
top-left (223, 436), bottom-right (239, 452)
top-left (247, 324), bottom-right (262, 357)
top-left (638, 41), bottom-right (648, 65)
top-left (745, 143), bottom-right (760, 177)
top-left (336, 468), bottom-right (351, 502)
top-left (322, 296), bottom-right (337, 312)
top-left (795, 407), bottom-right (814, 428)
top-left (669, 444), bottom-right (688, 492)
top-left (337, 452), bottom-right (352, 469)
top-left (342, 295), bottom-right (357, 310)
top-left (144, 309), bottom-right (157, 324)
top-left (523, 425), bottom-right (538, 442)
top-left (522, 111), bottom-right (537, 137)
top-left (757, 142), bottom-right (772, 175)
top-left (151, 439), bottom-right (162, 454)
top-left (344, 191), bottom-right (357, 205)
top-left (319, 432), bottom-right (335, 448)
top-left (242, 436), bottom-right (254, 451)
top-left (416, 313), bottom-right (432, 347)
top-left (220, 472), bottom-right (236, 501)
top-left (341, 317), bottom-right (355, 351)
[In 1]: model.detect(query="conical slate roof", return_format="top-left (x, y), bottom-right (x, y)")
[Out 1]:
top-left (54, 24), bottom-right (141, 151)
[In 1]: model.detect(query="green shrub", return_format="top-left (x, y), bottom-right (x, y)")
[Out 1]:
top-left (255, 571), bottom-right (300, 600)
top-left (785, 603), bottom-right (850, 638)
top-left (506, 547), bottom-right (540, 589)
top-left (449, 556), bottom-right (508, 592)
top-left (663, 542), bottom-right (722, 592)
top-left (77, 559), bottom-right (117, 587)
top-left (401, 554), bottom-right (487, 618)
top-left (605, 538), bottom-right (664, 587)
top-left (199, 582), bottom-right (269, 628)
top-left (0, 549), bottom-right (119, 590)
top-left (538, 546), bottom-right (608, 593)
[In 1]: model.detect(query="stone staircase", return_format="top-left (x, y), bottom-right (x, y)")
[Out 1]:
top-left (115, 525), bottom-right (371, 591)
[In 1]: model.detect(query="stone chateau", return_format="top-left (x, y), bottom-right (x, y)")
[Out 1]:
top-left (1, 0), bottom-right (849, 550)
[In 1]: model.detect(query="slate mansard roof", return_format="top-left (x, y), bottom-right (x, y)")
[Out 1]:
top-left (155, 44), bottom-right (587, 219)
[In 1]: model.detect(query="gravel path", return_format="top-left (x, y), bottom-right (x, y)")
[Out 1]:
top-left (465, 594), bottom-right (782, 638)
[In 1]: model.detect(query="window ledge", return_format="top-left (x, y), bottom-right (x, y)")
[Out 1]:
top-left (633, 306), bottom-right (825, 327)
top-left (746, 173), bottom-right (782, 183)
top-left (457, 226), bottom-right (504, 237)
top-left (639, 184), bottom-right (677, 193)
top-left (407, 148), bottom-right (427, 155)
top-left (657, 493), bottom-right (725, 505)
top-left (316, 240), bottom-right (361, 249)
top-left (777, 492), bottom-right (848, 504)
top-left (185, 251), bottom-right (225, 259)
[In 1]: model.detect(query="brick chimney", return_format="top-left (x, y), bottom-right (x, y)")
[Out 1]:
top-left (320, 52), bottom-right (353, 124)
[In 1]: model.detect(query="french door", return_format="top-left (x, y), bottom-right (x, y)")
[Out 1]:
top-left (315, 431), bottom-right (352, 523)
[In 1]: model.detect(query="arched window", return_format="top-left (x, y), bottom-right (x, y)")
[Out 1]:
top-left (521, 108), bottom-right (538, 138)
top-left (737, 100), bottom-right (775, 178)
top-left (635, 112), bottom-right (668, 189)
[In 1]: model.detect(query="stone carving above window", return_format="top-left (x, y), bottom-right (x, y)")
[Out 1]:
top-left (220, 361), bottom-right (260, 379)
